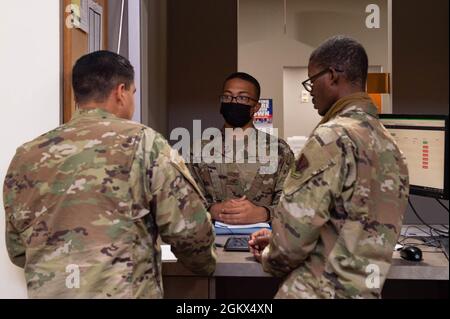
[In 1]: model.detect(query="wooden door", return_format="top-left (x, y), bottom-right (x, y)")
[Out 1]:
top-left (63, 0), bottom-right (108, 123)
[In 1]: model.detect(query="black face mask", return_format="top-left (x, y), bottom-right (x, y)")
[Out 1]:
top-left (220, 103), bottom-right (253, 128)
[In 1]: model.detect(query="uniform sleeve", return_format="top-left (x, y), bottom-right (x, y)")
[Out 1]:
top-left (261, 130), bottom-right (354, 277)
top-left (186, 160), bottom-right (213, 209)
top-left (5, 218), bottom-right (26, 268)
top-left (262, 145), bottom-right (295, 221)
top-left (3, 152), bottom-right (27, 268)
top-left (146, 133), bottom-right (217, 276)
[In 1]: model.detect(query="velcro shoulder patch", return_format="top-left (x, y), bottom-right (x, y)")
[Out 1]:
top-left (284, 136), bottom-right (336, 196)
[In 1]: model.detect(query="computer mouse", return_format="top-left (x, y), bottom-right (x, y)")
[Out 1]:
top-left (400, 246), bottom-right (423, 262)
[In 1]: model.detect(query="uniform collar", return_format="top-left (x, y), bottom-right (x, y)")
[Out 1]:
top-left (318, 92), bottom-right (378, 126)
top-left (339, 100), bottom-right (379, 119)
top-left (72, 108), bottom-right (118, 120)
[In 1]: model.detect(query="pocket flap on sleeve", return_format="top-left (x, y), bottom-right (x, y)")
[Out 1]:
top-left (284, 137), bottom-right (336, 196)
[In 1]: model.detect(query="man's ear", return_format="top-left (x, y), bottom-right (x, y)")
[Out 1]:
top-left (330, 68), bottom-right (340, 85)
top-left (115, 83), bottom-right (126, 103)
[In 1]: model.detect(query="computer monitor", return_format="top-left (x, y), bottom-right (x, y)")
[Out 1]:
top-left (379, 114), bottom-right (449, 199)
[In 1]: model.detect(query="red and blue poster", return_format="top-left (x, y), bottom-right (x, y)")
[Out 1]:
top-left (254, 99), bottom-right (273, 132)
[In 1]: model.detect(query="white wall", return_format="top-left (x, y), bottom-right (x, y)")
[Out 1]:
top-left (283, 65), bottom-right (385, 139)
top-left (0, 0), bottom-right (61, 298)
top-left (283, 67), bottom-right (320, 138)
top-left (128, 0), bottom-right (142, 124)
top-left (238, 0), bottom-right (389, 138)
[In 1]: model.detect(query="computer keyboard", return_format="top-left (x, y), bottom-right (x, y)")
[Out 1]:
top-left (224, 236), bottom-right (251, 252)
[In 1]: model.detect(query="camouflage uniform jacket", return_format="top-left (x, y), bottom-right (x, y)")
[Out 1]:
top-left (188, 128), bottom-right (295, 220)
top-left (262, 101), bottom-right (409, 299)
top-left (3, 108), bottom-right (216, 299)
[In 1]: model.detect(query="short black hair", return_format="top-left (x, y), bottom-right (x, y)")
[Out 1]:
top-left (72, 50), bottom-right (134, 105)
top-left (224, 72), bottom-right (261, 100)
top-left (310, 35), bottom-right (369, 89)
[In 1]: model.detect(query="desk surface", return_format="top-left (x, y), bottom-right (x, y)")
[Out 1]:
top-left (163, 229), bottom-right (449, 281)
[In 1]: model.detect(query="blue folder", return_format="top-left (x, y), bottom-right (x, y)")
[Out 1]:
top-left (215, 225), bottom-right (271, 235)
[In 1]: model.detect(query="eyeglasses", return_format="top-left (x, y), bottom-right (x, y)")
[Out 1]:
top-left (301, 67), bottom-right (343, 93)
top-left (220, 95), bottom-right (259, 105)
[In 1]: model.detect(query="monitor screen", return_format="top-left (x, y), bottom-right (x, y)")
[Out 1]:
top-left (379, 115), bottom-right (449, 199)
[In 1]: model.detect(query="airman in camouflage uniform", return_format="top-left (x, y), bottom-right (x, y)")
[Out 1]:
top-left (3, 51), bottom-right (216, 299)
top-left (190, 128), bottom-right (294, 223)
top-left (250, 36), bottom-right (409, 299)
top-left (188, 72), bottom-right (295, 225)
